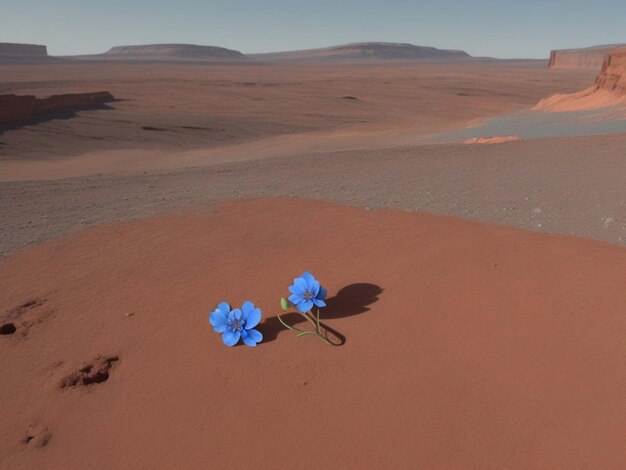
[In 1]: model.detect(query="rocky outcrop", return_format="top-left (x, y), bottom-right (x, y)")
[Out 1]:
top-left (464, 136), bottom-right (521, 144)
top-left (0, 92), bottom-right (114, 124)
top-left (548, 44), bottom-right (626, 70)
top-left (251, 42), bottom-right (470, 61)
top-left (536, 47), bottom-right (626, 111)
top-left (100, 44), bottom-right (245, 60)
top-left (0, 42), bottom-right (47, 57)
top-left (595, 48), bottom-right (626, 94)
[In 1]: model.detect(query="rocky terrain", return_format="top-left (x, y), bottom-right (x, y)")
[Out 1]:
top-left (595, 47), bottom-right (626, 93)
top-left (548, 44), bottom-right (626, 70)
top-left (251, 42), bottom-right (470, 61)
top-left (537, 47), bottom-right (626, 111)
top-left (0, 42), bottom-right (54, 64)
top-left (464, 135), bottom-right (520, 144)
top-left (0, 42), bottom-right (47, 58)
top-left (0, 92), bottom-right (114, 124)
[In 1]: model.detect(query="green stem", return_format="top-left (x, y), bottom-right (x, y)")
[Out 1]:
top-left (315, 332), bottom-right (333, 345)
top-left (296, 331), bottom-right (318, 337)
top-left (276, 314), bottom-right (304, 333)
top-left (302, 311), bottom-right (319, 328)
top-left (278, 309), bottom-right (333, 346)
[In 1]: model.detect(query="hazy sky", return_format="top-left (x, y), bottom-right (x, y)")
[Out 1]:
top-left (2, 0), bottom-right (626, 58)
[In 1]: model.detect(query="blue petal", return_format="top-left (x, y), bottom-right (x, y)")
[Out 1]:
top-left (288, 294), bottom-right (302, 305)
top-left (310, 280), bottom-right (320, 296)
top-left (242, 329), bottom-right (258, 347)
top-left (301, 272), bottom-right (315, 284)
top-left (246, 307), bottom-right (262, 329)
top-left (209, 310), bottom-right (228, 333)
top-left (241, 301), bottom-right (254, 318)
top-left (230, 309), bottom-right (242, 321)
top-left (318, 287), bottom-right (327, 300)
top-left (217, 302), bottom-right (231, 315)
top-left (313, 298), bottom-right (326, 308)
top-left (241, 330), bottom-right (256, 348)
top-left (246, 328), bottom-right (263, 343)
top-left (222, 330), bottom-right (240, 347)
top-left (297, 299), bottom-right (314, 313)
top-left (294, 277), bottom-right (307, 291)
top-left (288, 284), bottom-right (303, 295)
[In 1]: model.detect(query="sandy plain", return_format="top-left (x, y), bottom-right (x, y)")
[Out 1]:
top-left (1, 58), bottom-right (626, 469)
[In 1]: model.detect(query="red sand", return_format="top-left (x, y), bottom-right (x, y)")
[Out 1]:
top-left (2, 198), bottom-right (626, 468)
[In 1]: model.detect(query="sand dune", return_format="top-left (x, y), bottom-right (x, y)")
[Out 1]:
top-left (1, 198), bottom-right (626, 468)
top-left (536, 47), bottom-right (626, 111)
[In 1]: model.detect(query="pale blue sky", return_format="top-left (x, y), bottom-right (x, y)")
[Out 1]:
top-left (2, 0), bottom-right (625, 58)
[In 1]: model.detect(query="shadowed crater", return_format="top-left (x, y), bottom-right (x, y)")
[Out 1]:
top-left (60, 356), bottom-right (119, 389)
top-left (0, 322), bottom-right (17, 335)
top-left (1, 297), bottom-right (53, 338)
top-left (23, 424), bottom-right (52, 448)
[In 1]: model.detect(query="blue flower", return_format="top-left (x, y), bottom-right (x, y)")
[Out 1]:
top-left (209, 301), bottom-right (263, 347)
top-left (288, 272), bottom-right (327, 313)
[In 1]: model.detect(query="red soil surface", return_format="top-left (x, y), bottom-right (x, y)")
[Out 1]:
top-left (1, 198), bottom-right (626, 469)
top-left (0, 61), bottom-right (593, 164)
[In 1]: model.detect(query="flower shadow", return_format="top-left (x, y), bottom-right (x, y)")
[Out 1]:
top-left (323, 283), bottom-right (383, 319)
top-left (259, 283), bottom-right (382, 346)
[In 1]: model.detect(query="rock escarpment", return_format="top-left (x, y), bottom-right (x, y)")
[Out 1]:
top-left (0, 92), bottom-right (114, 124)
top-left (548, 44), bottom-right (626, 70)
top-left (0, 42), bottom-right (47, 58)
top-left (252, 42), bottom-right (470, 61)
top-left (0, 42), bottom-right (53, 63)
top-left (595, 48), bottom-right (626, 94)
top-left (536, 47), bottom-right (626, 111)
top-left (101, 44), bottom-right (245, 60)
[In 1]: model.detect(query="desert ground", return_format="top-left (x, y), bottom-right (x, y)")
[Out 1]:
top-left (2, 54), bottom-right (626, 469)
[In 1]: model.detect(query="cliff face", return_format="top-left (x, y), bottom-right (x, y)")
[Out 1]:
top-left (0, 42), bottom-right (47, 57)
top-left (548, 44), bottom-right (626, 70)
top-left (595, 48), bottom-right (626, 94)
top-left (0, 92), bottom-right (114, 124)
top-left (102, 44), bottom-right (245, 60)
top-left (251, 42), bottom-right (470, 61)
top-left (536, 47), bottom-right (626, 111)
